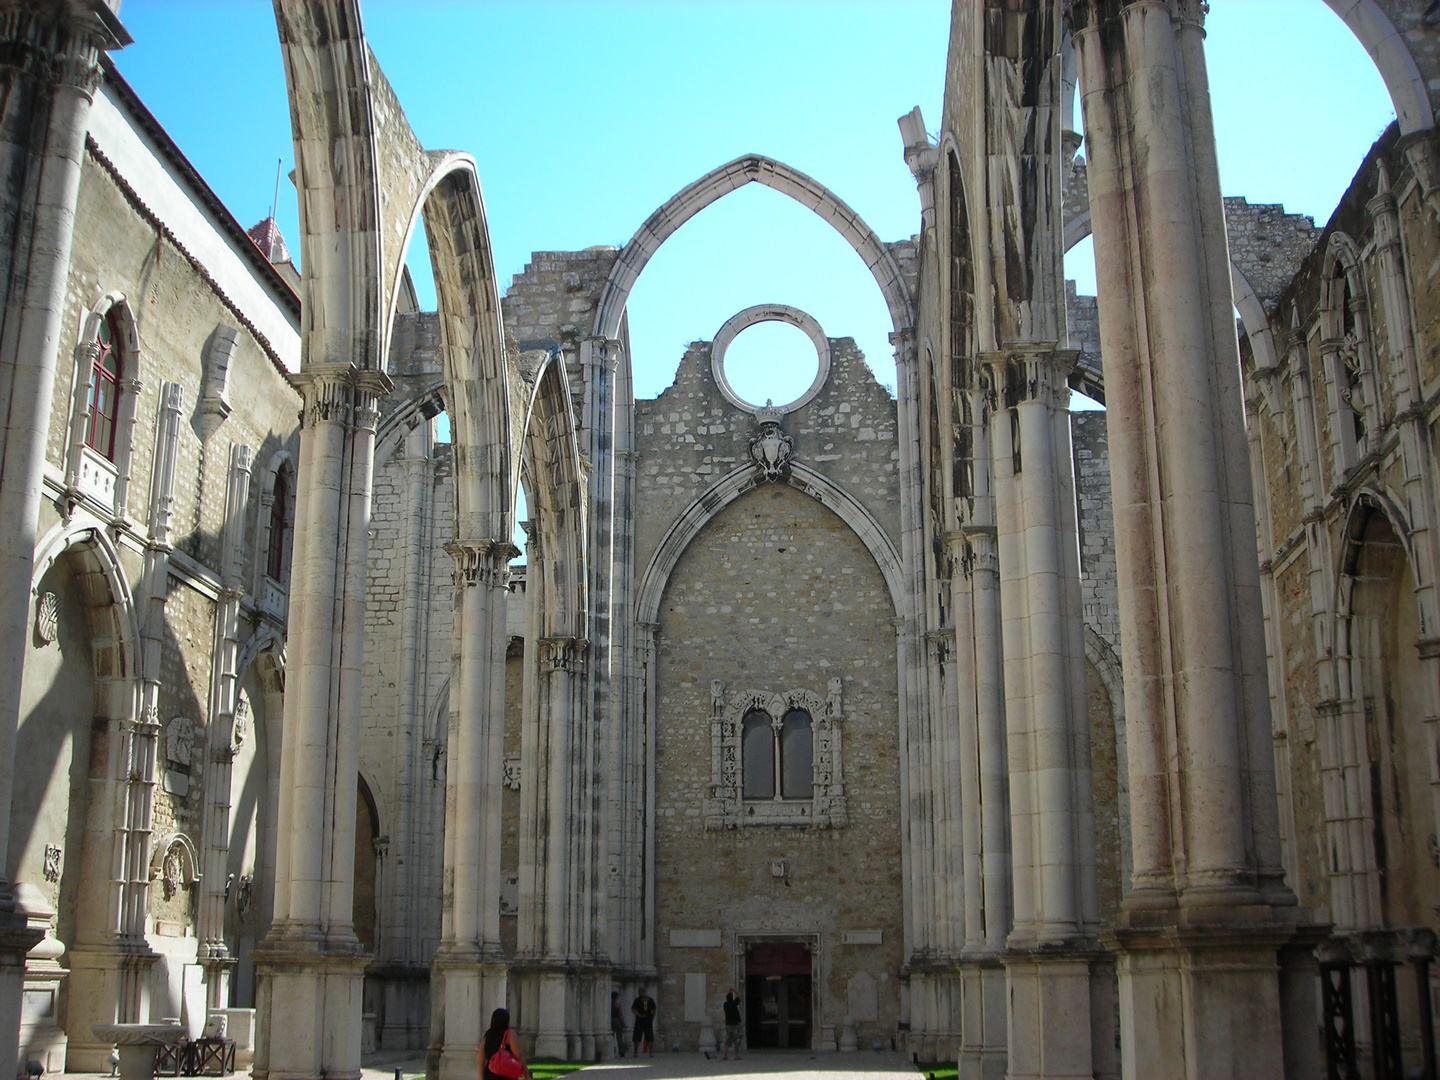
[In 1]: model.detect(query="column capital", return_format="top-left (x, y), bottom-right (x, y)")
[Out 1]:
top-left (444, 539), bottom-right (516, 588)
top-left (981, 346), bottom-right (1077, 411)
top-left (538, 636), bottom-right (589, 674)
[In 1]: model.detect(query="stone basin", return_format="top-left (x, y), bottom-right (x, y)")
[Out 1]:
top-left (91, 1024), bottom-right (186, 1080)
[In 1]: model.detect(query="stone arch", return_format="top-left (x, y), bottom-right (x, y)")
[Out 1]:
top-left (1332, 487), bottom-right (1440, 930)
top-left (31, 521), bottom-right (140, 707)
top-left (1320, 0), bottom-right (1434, 136)
top-left (385, 154), bottom-right (516, 545)
top-left (636, 462), bottom-right (904, 627)
top-left (519, 354), bottom-right (588, 640)
top-left (593, 154), bottom-right (915, 345)
top-left (1337, 487), bottom-right (1429, 627)
top-left (375, 381), bottom-right (446, 470)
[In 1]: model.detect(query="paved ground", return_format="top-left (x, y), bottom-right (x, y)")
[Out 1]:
top-left (566, 1051), bottom-right (920, 1078)
top-left (360, 1049), bottom-right (921, 1080)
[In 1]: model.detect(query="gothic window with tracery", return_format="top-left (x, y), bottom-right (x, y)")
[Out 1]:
top-left (86, 311), bottom-right (122, 460)
top-left (708, 685), bottom-right (842, 829)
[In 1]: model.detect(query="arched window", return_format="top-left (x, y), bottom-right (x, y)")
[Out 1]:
top-left (266, 462), bottom-right (293, 584)
top-left (780, 709), bottom-right (813, 798)
top-left (742, 709), bottom-right (775, 799)
top-left (85, 311), bottom-right (122, 460)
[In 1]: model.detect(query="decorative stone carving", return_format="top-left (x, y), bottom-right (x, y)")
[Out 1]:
top-left (748, 404), bottom-right (794, 483)
top-left (150, 834), bottom-right (200, 902)
top-left (164, 715), bottom-right (195, 798)
top-left (42, 844), bottom-right (61, 883)
top-left (232, 692), bottom-right (250, 749)
top-left (706, 683), bottom-right (845, 830)
top-left (235, 874), bottom-right (254, 922)
top-left (538, 636), bottom-right (588, 675)
top-left (34, 591), bottom-right (58, 644)
top-left (503, 753), bottom-right (521, 791)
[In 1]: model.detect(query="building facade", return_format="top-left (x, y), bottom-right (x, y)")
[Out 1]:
top-left (0, 2), bottom-right (1436, 1080)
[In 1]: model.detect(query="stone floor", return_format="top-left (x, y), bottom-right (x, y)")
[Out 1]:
top-left (361, 1049), bottom-right (921, 1080)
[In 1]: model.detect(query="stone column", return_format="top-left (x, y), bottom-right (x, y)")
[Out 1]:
top-left (983, 348), bottom-right (1104, 1080)
top-left (1071, 2), bottom-right (1300, 1075)
top-left (432, 537), bottom-right (512, 1080)
top-left (953, 389), bottom-right (1008, 1078)
top-left (198, 443), bottom-right (253, 1011)
top-left (253, 368), bottom-right (388, 1080)
top-left (0, 6), bottom-right (125, 1070)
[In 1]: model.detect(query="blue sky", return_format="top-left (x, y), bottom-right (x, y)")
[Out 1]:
top-left (114, 1), bottom-right (1395, 409)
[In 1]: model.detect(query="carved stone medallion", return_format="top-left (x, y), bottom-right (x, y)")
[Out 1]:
top-left (35, 592), bottom-right (58, 644)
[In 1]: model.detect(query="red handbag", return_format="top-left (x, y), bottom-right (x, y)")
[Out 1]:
top-left (488, 1042), bottom-right (526, 1080)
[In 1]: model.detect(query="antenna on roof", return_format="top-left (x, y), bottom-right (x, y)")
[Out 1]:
top-left (270, 158), bottom-right (282, 222)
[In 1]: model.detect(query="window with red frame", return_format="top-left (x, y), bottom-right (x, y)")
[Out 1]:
top-left (267, 463), bottom-right (293, 583)
top-left (85, 312), bottom-right (122, 460)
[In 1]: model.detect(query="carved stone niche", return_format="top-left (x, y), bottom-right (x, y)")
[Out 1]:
top-left (705, 681), bottom-right (846, 830)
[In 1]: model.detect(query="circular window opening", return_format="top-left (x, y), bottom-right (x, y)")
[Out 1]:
top-left (721, 321), bottom-right (821, 410)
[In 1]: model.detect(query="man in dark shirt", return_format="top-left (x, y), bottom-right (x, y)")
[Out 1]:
top-left (722, 988), bottom-right (743, 1060)
top-left (632, 987), bottom-right (657, 1057)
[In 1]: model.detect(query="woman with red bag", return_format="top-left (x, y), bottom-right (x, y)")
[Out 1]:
top-left (479, 1008), bottom-right (530, 1080)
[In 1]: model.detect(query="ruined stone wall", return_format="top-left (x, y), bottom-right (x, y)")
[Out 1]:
top-left (635, 331), bottom-right (903, 1050)
top-left (634, 338), bottom-right (900, 579)
top-left (1072, 411), bottom-right (1118, 653)
top-left (1242, 119), bottom-right (1440, 954)
top-left (651, 483), bottom-right (903, 1050)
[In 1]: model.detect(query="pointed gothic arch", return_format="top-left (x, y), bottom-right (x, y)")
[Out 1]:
top-left (635, 462), bottom-right (904, 628)
top-left (593, 154), bottom-right (915, 346)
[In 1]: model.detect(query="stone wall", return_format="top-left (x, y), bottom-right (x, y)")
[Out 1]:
top-left (652, 482), bottom-right (903, 1051)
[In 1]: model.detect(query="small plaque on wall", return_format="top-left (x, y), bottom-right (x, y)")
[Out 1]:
top-left (841, 930), bottom-right (882, 945)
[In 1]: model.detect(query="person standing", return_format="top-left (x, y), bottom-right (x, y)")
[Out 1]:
top-left (478, 1008), bottom-right (529, 1080)
top-left (721, 988), bottom-right (743, 1060)
top-left (610, 990), bottom-right (628, 1058)
top-left (632, 986), bottom-right (657, 1057)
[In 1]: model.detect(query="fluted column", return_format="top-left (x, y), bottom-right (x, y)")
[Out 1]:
top-left (0, 6), bottom-right (126, 1070)
top-left (432, 538), bottom-right (513, 1080)
top-left (198, 443), bottom-right (254, 1011)
top-left (1071, 1), bottom-right (1300, 1075)
top-left (253, 367), bottom-right (388, 1080)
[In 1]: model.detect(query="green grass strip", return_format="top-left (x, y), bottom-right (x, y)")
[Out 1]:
top-left (527, 1059), bottom-right (595, 1078)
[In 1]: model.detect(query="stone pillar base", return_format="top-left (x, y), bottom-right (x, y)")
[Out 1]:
top-left (252, 940), bottom-right (369, 1080)
top-left (431, 954), bottom-right (508, 1080)
top-left (905, 958), bottom-right (1006, 1075)
top-left (510, 962), bottom-right (609, 1062)
top-left (1109, 918), bottom-right (1296, 1080)
top-left (0, 888), bottom-right (49, 1080)
top-left (65, 942), bottom-right (162, 1071)
top-left (1003, 946), bottom-right (1109, 1080)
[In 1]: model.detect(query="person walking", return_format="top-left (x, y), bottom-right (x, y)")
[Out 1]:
top-left (632, 986), bottom-right (657, 1057)
top-left (610, 990), bottom-right (628, 1058)
top-left (478, 1007), bottom-right (530, 1080)
top-left (721, 988), bottom-right (743, 1060)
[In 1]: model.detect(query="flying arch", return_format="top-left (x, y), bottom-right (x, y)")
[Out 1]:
top-left (593, 154), bottom-right (915, 345)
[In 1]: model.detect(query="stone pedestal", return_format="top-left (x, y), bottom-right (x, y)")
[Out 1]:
top-left (957, 961), bottom-right (1005, 1080)
top-left (1109, 920), bottom-right (1294, 1080)
top-left (432, 954), bottom-right (507, 1080)
top-left (1003, 950), bottom-right (1108, 1080)
top-left (90, 1023), bottom-right (185, 1080)
top-left (252, 946), bottom-right (369, 1080)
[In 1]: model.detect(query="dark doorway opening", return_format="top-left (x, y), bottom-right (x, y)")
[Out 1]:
top-left (745, 941), bottom-right (812, 1048)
